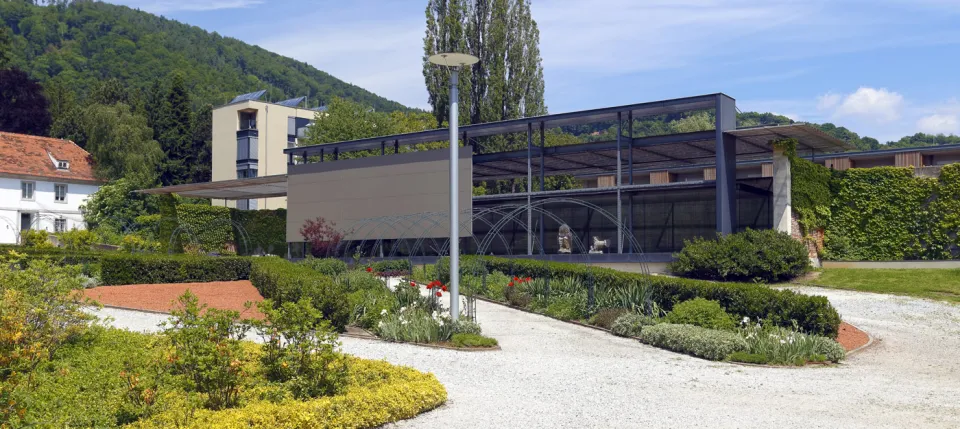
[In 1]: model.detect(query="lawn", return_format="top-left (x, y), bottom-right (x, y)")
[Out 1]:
top-left (801, 268), bottom-right (960, 303)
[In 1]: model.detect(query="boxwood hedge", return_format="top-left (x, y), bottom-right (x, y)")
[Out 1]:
top-left (250, 257), bottom-right (350, 331)
top-left (99, 254), bottom-right (252, 285)
top-left (475, 256), bottom-right (841, 338)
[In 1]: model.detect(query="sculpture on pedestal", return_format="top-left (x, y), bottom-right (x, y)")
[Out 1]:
top-left (558, 224), bottom-right (572, 254)
top-left (589, 236), bottom-right (609, 254)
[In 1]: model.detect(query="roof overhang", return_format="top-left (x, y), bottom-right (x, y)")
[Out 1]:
top-left (138, 175), bottom-right (287, 199)
top-left (727, 124), bottom-right (854, 153)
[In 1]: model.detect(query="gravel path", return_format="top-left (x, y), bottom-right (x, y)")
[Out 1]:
top-left (93, 287), bottom-right (960, 428)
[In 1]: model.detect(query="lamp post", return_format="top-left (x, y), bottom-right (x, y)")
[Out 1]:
top-left (428, 52), bottom-right (479, 319)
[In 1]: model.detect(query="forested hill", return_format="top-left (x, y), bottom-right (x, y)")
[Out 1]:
top-left (0, 0), bottom-right (408, 111)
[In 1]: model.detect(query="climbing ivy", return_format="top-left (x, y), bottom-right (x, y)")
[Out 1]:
top-left (924, 164), bottom-right (960, 259)
top-left (231, 208), bottom-right (287, 255)
top-left (824, 167), bottom-right (935, 261)
top-left (175, 204), bottom-right (236, 254)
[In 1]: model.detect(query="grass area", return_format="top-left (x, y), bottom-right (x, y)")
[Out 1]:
top-left (801, 268), bottom-right (960, 303)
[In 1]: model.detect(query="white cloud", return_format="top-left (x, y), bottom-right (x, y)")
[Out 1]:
top-left (828, 87), bottom-right (904, 123)
top-left (110, 0), bottom-right (263, 13)
top-left (916, 114), bottom-right (960, 135)
top-left (816, 92), bottom-right (841, 111)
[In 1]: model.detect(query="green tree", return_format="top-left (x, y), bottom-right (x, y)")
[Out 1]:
top-left (156, 72), bottom-right (194, 185)
top-left (80, 178), bottom-right (159, 232)
top-left (0, 25), bottom-right (11, 68)
top-left (81, 103), bottom-right (163, 185)
top-left (423, 0), bottom-right (545, 127)
top-left (190, 104), bottom-right (213, 183)
top-left (304, 97), bottom-right (394, 145)
top-left (0, 68), bottom-right (52, 135)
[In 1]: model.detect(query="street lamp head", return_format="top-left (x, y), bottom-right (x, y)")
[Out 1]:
top-left (428, 52), bottom-right (479, 68)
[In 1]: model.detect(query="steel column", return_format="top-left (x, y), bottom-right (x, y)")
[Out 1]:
top-left (616, 112), bottom-right (623, 254)
top-left (527, 123), bottom-right (533, 255)
top-left (715, 94), bottom-right (738, 235)
top-left (628, 111), bottom-right (634, 253)
top-left (539, 121), bottom-right (545, 255)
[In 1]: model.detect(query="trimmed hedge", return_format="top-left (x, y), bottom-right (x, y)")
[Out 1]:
top-left (100, 254), bottom-right (251, 285)
top-left (475, 256), bottom-right (841, 338)
top-left (669, 229), bottom-right (810, 283)
top-left (300, 258), bottom-right (348, 276)
top-left (175, 204), bottom-right (235, 253)
top-left (250, 257), bottom-right (350, 331)
top-left (132, 358), bottom-right (447, 429)
top-left (638, 323), bottom-right (748, 361)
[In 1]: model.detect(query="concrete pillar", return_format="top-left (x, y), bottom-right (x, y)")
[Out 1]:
top-left (715, 94), bottom-right (738, 235)
top-left (773, 147), bottom-right (792, 235)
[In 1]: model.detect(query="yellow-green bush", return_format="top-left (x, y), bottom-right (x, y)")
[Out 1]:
top-left (131, 359), bottom-right (447, 429)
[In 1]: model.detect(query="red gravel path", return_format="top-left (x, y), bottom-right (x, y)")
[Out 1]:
top-left (837, 322), bottom-right (869, 351)
top-left (84, 280), bottom-right (266, 320)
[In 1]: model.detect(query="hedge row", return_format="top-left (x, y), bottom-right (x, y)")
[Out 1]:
top-left (475, 256), bottom-right (841, 338)
top-left (100, 254), bottom-right (251, 285)
top-left (249, 257), bottom-right (350, 331)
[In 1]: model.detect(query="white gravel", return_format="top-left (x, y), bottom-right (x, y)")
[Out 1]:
top-left (95, 287), bottom-right (960, 428)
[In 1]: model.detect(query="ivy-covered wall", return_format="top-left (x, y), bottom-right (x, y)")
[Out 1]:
top-left (175, 204), bottom-right (236, 253)
top-left (825, 168), bottom-right (934, 261)
top-left (231, 208), bottom-right (287, 256)
top-left (785, 140), bottom-right (960, 261)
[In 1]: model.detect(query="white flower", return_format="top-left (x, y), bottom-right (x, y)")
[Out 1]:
top-left (742, 316), bottom-right (750, 324)
top-left (400, 306), bottom-right (407, 313)
top-left (438, 320), bottom-right (445, 327)
top-left (401, 320), bottom-right (408, 326)
top-left (779, 339), bottom-right (786, 344)
top-left (377, 321), bottom-right (384, 328)
top-left (380, 309), bottom-right (388, 316)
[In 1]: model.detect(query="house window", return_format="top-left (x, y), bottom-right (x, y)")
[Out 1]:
top-left (54, 218), bottom-right (67, 233)
top-left (57, 160), bottom-right (69, 170)
top-left (21, 181), bottom-right (35, 200)
top-left (54, 184), bottom-right (67, 203)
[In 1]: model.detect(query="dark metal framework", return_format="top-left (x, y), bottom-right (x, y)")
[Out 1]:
top-left (284, 93), bottom-right (850, 248)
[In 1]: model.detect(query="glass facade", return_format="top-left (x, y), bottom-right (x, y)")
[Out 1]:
top-left (292, 178), bottom-right (772, 258)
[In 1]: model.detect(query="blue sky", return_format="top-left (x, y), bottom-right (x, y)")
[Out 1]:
top-left (111, 0), bottom-right (960, 143)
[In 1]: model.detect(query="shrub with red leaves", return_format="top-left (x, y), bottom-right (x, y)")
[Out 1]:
top-left (300, 217), bottom-right (344, 258)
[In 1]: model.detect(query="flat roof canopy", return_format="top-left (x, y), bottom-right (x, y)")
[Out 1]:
top-left (472, 124), bottom-right (852, 181)
top-left (138, 174), bottom-right (287, 199)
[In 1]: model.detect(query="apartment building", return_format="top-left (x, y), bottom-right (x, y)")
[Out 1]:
top-left (211, 90), bottom-right (320, 209)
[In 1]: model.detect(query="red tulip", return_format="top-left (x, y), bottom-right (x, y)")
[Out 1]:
top-left (525, 277), bottom-right (532, 282)
top-left (426, 284), bottom-right (433, 289)
top-left (513, 276), bottom-right (519, 281)
top-left (435, 291), bottom-right (442, 297)
top-left (441, 285), bottom-right (448, 292)
top-left (508, 281), bottom-right (514, 287)
top-left (410, 281), bottom-right (416, 287)
top-left (366, 267), bottom-right (372, 272)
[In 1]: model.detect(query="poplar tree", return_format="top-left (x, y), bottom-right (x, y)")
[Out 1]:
top-left (156, 72), bottom-right (194, 185)
top-left (423, 0), bottom-right (545, 127)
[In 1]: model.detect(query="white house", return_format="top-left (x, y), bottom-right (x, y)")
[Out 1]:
top-left (0, 132), bottom-right (102, 244)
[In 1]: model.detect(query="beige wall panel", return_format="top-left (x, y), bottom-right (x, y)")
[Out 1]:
top-left (287, 147), bottom-right (472, 242)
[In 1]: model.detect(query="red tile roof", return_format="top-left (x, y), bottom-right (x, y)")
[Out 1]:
top-left (0, 132), bottom-right (100, 183)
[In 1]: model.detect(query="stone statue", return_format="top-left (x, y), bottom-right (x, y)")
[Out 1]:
top-left (589, 236), bottom-right (609, 254)
top-left (558, 224), bottom-right (572, 254)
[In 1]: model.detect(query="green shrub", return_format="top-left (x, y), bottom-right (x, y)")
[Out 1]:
top-left (475, 256), bottom-right (840, 338)
top-left (55, 229), bottom-right (98, 250)
top-left (451, 319), bottom-right (483, 336)
top-left (348, 287), bottom-right (395, 329)
top-left (595, 279), bottom-right (657, 316)
top-left (249, 258), bottom-right (350, 331)
top-left (375, 307), bottom-right (456, 343)
top-left (638, 323), bottom-right (748, 361)
top-left (727, 352), bottom-right (771, 364)
top-left (120, 234), bottom-right (161, 253)
top-left (162, 292), bottom-right (248, 410)
top-left (739, 321), bottom-right (845, 365)
top-left (299, 257), bottom-right (347, 276)
top-left (100, 254), bottom-right (251, 285)
top-left (251, 299), bottom-right (347, 399)
top-left (664, 298), bottom-right (736, 330)
top-left (20, 229), bottom-right (52, 247)
top-left (369, 259), bottom-right (412, 274)
top-left (451, 333), bottom-right (498, 348)
top-left (504, 285), bottom-right (532, 308)
top-left (333, 269), bottom-right (384, 293)
top-left (669, 228), bottom-right (810, 283)
top-left (610, 313), bottom-right (657, 337)
top-left (543, 295), bottom-right (586, 321)
top-left (588, 308), bottom-right (628, 329)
